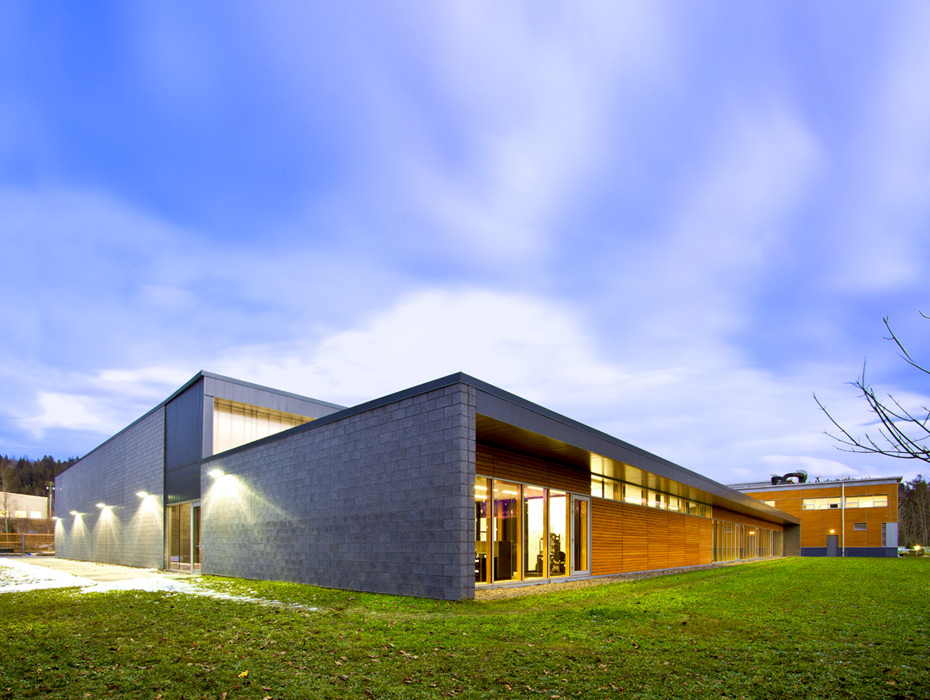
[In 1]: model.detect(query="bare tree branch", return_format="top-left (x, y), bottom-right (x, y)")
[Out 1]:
top-left (815, 313), bottom-right (930, 463)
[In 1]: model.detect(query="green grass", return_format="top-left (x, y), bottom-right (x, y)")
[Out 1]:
top-left (1, 558), bottom-right (927, 699)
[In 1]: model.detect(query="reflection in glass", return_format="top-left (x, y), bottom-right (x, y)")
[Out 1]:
top-left (475, 477), bottom-right (491, 584)
top-left (573, 497), bottom-right (589, 572)
top-left (493, 481), bottom-right (520, 581)
top-left (192, 504), bottom-right (201, 571)
top-left (549, 490), bottom-right (568, 577)
top-left (523, 485), bottom-right (546, 579)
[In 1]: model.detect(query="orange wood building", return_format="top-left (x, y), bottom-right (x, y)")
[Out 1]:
top-left (730, 477), bottom-right (900, 557)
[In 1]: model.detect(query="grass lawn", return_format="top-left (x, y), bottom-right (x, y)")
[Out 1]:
top-left (1, 557), bottom-right (927, 699)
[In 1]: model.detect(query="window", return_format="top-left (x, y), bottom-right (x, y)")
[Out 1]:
top-left (623, 484), bottom-right (644, 506)
top-left (590, 474), bottom-right (710, 518)
top-left (763, 500), bottom-right (776, 507)
top-left (854, 522), bottom-right (867, 531)
top-left (803, 495), bottom-right (889, 509)
top-left (212, 398), bottom-right (312, 454)
top-left (802, 498), bottom-right (841, 510)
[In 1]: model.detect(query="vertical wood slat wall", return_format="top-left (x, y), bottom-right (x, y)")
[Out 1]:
top-left (591, 503), bottom-right (781, 575)
top-left (591, 499), bottom-right (714, 575)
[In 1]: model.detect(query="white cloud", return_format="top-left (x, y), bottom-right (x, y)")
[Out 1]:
top-left (828, 5), bottom-right (930, 292)
top-left (21, 393), bottom-right (116, 436)
top-left (213, 288), bottom-right (623, 407)
top-left (206, 287), bottom-right (913, 485)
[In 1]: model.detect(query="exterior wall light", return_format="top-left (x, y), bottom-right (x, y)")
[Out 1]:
top-left (136, 491), bottom-right (149, 498)
top-left (208, 468), bottom-right (225, 479)
top-left (69, 510), bottom-right (79, 516)
top-left (96, 503), bottom-right (106, 509)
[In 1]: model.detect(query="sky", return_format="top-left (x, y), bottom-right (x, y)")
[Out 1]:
top-left (1, 1), bottom-right (929, 486)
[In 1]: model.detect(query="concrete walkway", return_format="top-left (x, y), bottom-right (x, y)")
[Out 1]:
top-left (4, 556), bottom-right (176, 583)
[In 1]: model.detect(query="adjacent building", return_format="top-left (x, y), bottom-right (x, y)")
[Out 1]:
top-left (1, 491), bottom-right (50, 521)
top-left (56, 371), bottom-right (800, 600)
top-left (730, 475), bottom-right (900, 557)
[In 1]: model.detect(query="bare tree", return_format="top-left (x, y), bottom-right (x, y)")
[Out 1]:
top-left (1, 470), bottom-right (9, 534)
top-left (815, 313), bottom-right (930, 463)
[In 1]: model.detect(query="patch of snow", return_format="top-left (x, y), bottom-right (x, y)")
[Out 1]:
top-left (0, 557), bottom-right (95, 591)
top-left (1, 558), bottom-right (317, 610)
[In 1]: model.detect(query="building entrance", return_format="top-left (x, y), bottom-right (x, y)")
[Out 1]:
top-left (167, 501), bottom-right (201, 572)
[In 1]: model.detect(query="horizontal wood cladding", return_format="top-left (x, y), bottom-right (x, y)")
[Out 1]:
top-left (743, 483), bottom-right (897, 548)
top-left (745, 483), bottom-right (899, 522)
top-left (477, 443), bottom-right (590, 494)
top-left (591, 498), bottom-right (713, 576)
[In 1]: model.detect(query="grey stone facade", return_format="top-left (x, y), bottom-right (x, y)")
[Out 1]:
top-left (55, 408), bottom-right (165, 568)
top-left (201, 383), bottom-right (476, 601)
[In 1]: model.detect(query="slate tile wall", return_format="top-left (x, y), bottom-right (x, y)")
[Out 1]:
top-left (201, 383), bottom-right (476, 600)
top-left (54, 408), bottom-right (165, 568)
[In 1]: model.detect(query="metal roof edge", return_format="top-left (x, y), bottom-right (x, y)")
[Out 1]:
top-left (730, 476), bottom-right (904, 492)
top-left (457, 374), bottom-right (795, 523)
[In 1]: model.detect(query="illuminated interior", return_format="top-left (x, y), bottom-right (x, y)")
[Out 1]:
top-left (212, 398), bottom-right (313, 454)
top-left (475, 475), bottom-right (590, 585)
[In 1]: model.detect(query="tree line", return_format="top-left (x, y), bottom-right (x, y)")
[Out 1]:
top-left (1, 454), bottom-right (77, 499)
top-left (899, 476), bottom-right (929, 547)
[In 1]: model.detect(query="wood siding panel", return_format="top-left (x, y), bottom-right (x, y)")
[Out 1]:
top-left (592, 498), bottom-right (714, 575)
top-left (646, 508), bottom-right (669, 571)
top-left (745, 483), bottom-right (897, 549)
top-left (477, 443), bottom-right (590, 494)
top-left (591, 499), bottom-right (624, 576)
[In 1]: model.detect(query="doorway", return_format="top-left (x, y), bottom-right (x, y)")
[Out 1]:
top-left (167, 501), bottom-right (201, 572)
top-left (826, 534), bottom-right (839, 557)
top-left (572, 495), bottom-right (590, 576)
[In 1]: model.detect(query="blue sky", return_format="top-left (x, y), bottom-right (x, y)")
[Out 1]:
top-left (2, 1), bottom-right (929, 485)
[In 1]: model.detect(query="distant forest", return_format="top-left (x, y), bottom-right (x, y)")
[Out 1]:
top-left (1, 455), bottom-right (77, 498)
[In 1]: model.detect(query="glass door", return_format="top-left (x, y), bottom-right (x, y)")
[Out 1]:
top-left (192, 502), bottom-right (201, 573)
top-left (166, 501), bottom-right (201, 572)
top-left (572, 495), bottom-right (590, 575)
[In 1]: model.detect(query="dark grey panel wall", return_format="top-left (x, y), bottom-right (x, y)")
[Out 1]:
top-left (784, 524), bottom-right (801, 557)
top-left (54, 408), bottom-right (165, 568)
top-left (201, 383), bottom-right (476, 600)
top-left (165, 379), bottom-right (205, 503)
top-left (801, 546), bottom-right (897, 558)
top-left (165, 464), bottom-right (201, 506)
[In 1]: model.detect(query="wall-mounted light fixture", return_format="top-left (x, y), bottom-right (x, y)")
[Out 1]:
top-left (96, 503), bottom-right (106, 509)
top-left (208, 468), bottom-right (225, 479)
top-left (136, 491), bottom-right (149, 498)
top-left (69, 510), bottom-right (79, 516)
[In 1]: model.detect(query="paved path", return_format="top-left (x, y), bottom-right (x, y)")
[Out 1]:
top-left (5, 556), bottom-right (176, 583)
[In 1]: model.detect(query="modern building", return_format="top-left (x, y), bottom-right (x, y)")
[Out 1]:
top-left (56, 371), bottom-right (799, 600)
top-left (1, 491), bottom-right (50, 521)
top-left (730, 475), bottom-right (900, 557)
